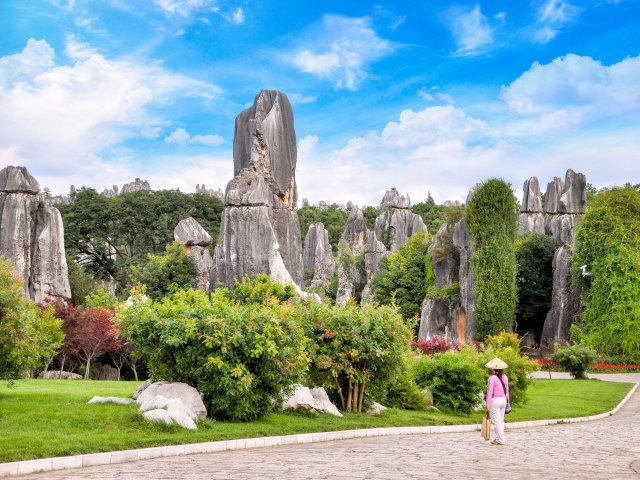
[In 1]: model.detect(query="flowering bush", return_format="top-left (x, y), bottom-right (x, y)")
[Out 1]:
top-left (412, 336), bottom-right (457, 355)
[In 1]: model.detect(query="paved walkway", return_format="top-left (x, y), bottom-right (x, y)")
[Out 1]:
top-left (19, 374), bottom-right (640, 480)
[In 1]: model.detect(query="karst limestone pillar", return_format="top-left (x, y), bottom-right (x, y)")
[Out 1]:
top-left (212, 90), bottom-right (304, 288)
top-left (0, 166), bottom-right (71, 302)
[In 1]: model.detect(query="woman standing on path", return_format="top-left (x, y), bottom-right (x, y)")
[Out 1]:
top-left (485, 357), bottom-right (509, 445)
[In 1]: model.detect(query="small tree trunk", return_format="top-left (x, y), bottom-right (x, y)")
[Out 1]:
top-left (59, 354), bottom-right (66, 379)
top-left (358, 382), bottom-right (366, 413)
top-left (84, 358), bottom-right (91, 380)
top-left (333, 377), bottom-right (345, 411)
top-left (131, 364), bottom-right (139, 382)
top-left (116, 366), bottom-right (122, 381)
top-left (346, 378), bottom-right (353, 413)
top-left (353, 382), bottom-right (359, 413)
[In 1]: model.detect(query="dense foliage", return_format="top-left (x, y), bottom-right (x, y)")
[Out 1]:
top-left (411, 193), bottom-right (447, 234)
top-left (224, 274), bottom-right (296, 304)
top-left (128, 242), bottom-right (197, 299)
top-left (58, 188), bottom-right (223, 292)
top-left (118, 288), bottom-right (308, 421)
top-left (551, 344), bottom-right (596, 379)
top-left (414, 350), bottom-right (486, 414)
top-left (297, 301), bottom-right (412, 413)
top-left (298, 204), bottom-right (349, 252)
top-left (0, 256), bottom-right (63, 379)
top-left (515, 233), bottom-right (555, 343)
top-left (465, 179), bottom-right (519, 340)
top-left (571, 186), bottom-right (640, 363)
top-left (372, 231), bottom-right (431, 327)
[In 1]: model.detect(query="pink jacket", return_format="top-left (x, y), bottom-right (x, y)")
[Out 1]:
top-left (486, 373), bottom-right (509, 409)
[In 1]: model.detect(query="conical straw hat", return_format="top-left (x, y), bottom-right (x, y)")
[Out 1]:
top-left (484, 357), bottom-right (508, 369)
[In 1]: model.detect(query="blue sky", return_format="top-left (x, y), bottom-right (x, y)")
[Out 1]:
top-left (1, 0), bottom-right (638, 205)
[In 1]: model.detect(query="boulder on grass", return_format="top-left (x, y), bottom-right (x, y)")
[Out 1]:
top-left (282, 385), bottom-right (342, 417)
top-left (367, 402), bottom-right (387, 415)
top-left (88, 396), bottom-right (134, 405)
top-left (38, 371), bottom-right (82, 380)
top-left (136, 381), bottom-right (207, 418)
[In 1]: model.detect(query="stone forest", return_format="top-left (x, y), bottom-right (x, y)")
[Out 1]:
top-left (2, 90), bottom-right (640, 426)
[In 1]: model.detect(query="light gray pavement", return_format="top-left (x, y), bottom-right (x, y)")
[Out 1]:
top-left (18, 374), bottom-right (640, 480)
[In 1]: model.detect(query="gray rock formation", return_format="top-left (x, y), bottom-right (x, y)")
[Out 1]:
top-left (519, 177), bottom-right (545, 234)
top-left (341, 206), bottom-right (368, 255)
top-left (540, 245), bottom-right (582, 348)
top-left (121, 178), bottom-right (151, 194)
top-left (195, 184), bottom-right (224, 200)
top-left (30, 204), bottom-right (72, 303)
top-left (0, 166), bottom-right (71, 302)
top-left (374, 188), bottom-right (427, 252)
top-left (102, 185), bottom-right (119, 197)
top-left (174, 217), bottom-right (213, 247)
top-left (302, 223), bottom-right (334, 290)
top-left (136, 381), bottom-right (207, 419)
top-left (558, 169), bottom-right (587, 214)
top-left (418, 218), bottom-right (474, 342)
top-left (213, 90), bottom-right (304, 288)
top-left (335, 241), bottom-right (359, 306)
top-left (361, 231), bottom-right (389, 303)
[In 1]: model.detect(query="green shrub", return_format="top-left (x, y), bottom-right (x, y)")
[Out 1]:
top-left (0, 256), bottom-right (64, 379)
top-left (484, 331), bottom-right (521, 352)
top-left (118, 288), bottom-right (308, 421)
top-left (551, 344), bottom-right (596, 379)
top-left (413, 351), bottom-right (485, 414)
top-left (297, 301), bottom-right (412, 413)
top-left (380, 356), bottom-right (430, 411)
top-left (223, 274), bottom-right (297, 305)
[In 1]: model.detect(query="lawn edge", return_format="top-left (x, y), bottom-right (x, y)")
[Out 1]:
top-left (1, 382), bottom-right (637, 478)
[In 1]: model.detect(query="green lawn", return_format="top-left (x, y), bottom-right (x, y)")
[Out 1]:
top-left (0, 379), bottom-right (633, 462)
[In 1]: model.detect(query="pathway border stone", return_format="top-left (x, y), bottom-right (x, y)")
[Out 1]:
top-left (1, 382), bottom-right (637, 478)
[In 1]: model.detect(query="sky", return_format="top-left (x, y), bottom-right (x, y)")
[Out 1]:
top-left (1, 0), bottom-right (639, 206)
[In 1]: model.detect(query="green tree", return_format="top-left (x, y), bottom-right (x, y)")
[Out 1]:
top-left (412, 194), bottom-right (447, 235)
top-left (571, 186), bottom-right (640, 362)
top-left (466, 178), bottom-right (519, 340)
top-left (128, 242), bottom-right (197, 300)
top-left (0, 256), bottom-right (64, 379)
top-left (298, 301), bottom-right (412, 413)
top-left (515, 233), bottom-right (555, 343)
top-left (362, 206), bottom-right (378, 231)
top-left (118, 288), bottom-right (308, 421)
top-left (58, 188), bottom-right (223, 291)
top-left (372, 231), bottom-right (430, 328)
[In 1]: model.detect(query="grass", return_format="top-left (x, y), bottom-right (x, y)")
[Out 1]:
top-left (0, 378), bottom-right (634, 463)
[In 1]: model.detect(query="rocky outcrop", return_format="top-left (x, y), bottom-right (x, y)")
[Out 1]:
top-left (121, 178), bottom-right (151, 194)
top-left (374, 188), bottom-right (427, 252)
top-left (136, 381), bottom-right (207, 430)
top-left (540, 245), bottom-right (582, 348)
top-left (195, 184), bottom-right (224, 200)
top-left (213, 90), bottom-right (304, 289)
top-left (336, 207), bottom-right (369, 305)
top-left (102, 185), bottom-right (119, 197)
top-left (174, 217), bottom-right (213, 246)
top-left (361, 231), bottom-right (389, 302)
top-left (519, 177), bottom-right (545, 234)
top-left (342, 206), bottom-right (368, 254)
top-left (282, 385), bottom-right (342, 417)
top-left (0, 166), bottom-right (71, 302)
top-left (30, 205), bottom-right (72, 303)
top-left (174, 217), bottom-right (214, 291)
top-left (302, 223), bottom-right (334, 290)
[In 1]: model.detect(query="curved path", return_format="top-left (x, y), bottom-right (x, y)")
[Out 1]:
top-left (19, 374), bottom-right (640, 479)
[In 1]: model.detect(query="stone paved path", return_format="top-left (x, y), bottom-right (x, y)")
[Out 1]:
top-left (20, 375), bottom-right (640, 480)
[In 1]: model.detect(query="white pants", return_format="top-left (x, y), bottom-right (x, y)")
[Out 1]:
top-left (489, 396), bottom-right (507, 444)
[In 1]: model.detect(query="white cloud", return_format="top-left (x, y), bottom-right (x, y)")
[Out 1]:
top-left (501, 54), bottom-right (640, 124)
top-left (230, 7), bottom-right (244, 25)
top-left (153, 0), bottom-right (214, 17)
top-left (297, 106), bottom-right (502, 206)
top-left (288, 15), bottom-right (396, 90)
top-left (417, 86), bottom-right (454, 104)
top-left (288, 93), bottom-right (318, 105)
top-left (446, 5), bottom-right (493, 56)
top-left (165, 128), bottom-right (224, 147)
top-left (0, 38), bottom-right (222, 190)
top-left (534, 0), bottom-right (579, 44)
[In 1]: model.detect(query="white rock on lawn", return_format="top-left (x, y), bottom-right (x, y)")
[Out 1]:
top-left (136, 382), bottom-right (207, 418)
top-left (87, 396), bottom-right (134, 405)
